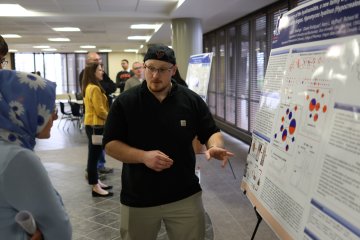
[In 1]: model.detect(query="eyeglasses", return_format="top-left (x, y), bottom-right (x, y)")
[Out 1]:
top-left (144, 64), bottom-right (173, 75)
top-left (133, 66), bottom-right (143, 70)
top-left (0, 58), bottom-right (8, 67)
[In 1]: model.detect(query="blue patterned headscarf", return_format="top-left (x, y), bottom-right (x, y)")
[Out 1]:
top-left (0, 70), bottom-right (56, 150)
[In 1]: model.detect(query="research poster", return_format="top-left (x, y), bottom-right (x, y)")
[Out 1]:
top-left (185, 53), bottom-right (213, 101)
top-left (241, 0), bottom-right (360, 239)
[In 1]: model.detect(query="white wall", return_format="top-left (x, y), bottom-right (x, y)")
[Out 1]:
top-left (108, 52), bottom-right (144, 81)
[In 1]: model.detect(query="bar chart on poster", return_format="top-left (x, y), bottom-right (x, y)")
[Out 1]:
top-left (241, 0), bottom-right (360, 239)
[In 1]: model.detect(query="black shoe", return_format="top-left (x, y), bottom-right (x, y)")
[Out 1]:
top-left (98, 167), bottom-right (114, 174)
top-left (101, 185), bottom-right (113, 190)
top-left (92, 190), bottom-right (114, 197)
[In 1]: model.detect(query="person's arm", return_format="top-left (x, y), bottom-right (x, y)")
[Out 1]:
top-left (3, 150), bottom-right (72, 239)
top-left (205, 131), bottom-right (224, 149)
top-left (102, 72), bottom-right (116, 94)
top-left (204, 132), bottom-right (234, 167)
top-left (115, 72), bottom-right (121, 88)
top-left (194, 95), bottom-right (234, 167)
top-left (91, 87), bottom-right (108, 120)
top-left (105, 140), bottom-right (173, 172)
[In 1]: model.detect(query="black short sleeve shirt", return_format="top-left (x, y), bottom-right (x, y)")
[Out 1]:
top-left (103, 81), bottom-right (219, 207)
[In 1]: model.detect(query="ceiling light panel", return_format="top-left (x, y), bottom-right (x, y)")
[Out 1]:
top-left (48, 38), bottom-right (70, 42)
top-left (33, 46), bottom-right (50, 48)
top-left (131, 24), bottom-right (162, 32)
top-left (124, 49), bottom-right (139, 53)
top-left (128, 36), bottom-right (151, 41)
top-left (74, 50), bottom-right (88, 53)
top-left (53, 27), bottom-right (81, 32)
top-left (42, 48), bottom-right (57, 51)
top-left (1, 34), bottom-right (22, 38)
top-left (0, 4), bottom-right (31, 16)
top-left (80, 45), bottom-right (96, 49)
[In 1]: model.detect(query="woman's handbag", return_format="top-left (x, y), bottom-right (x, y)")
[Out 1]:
top-left (91, 125), bottom-right (103, 145)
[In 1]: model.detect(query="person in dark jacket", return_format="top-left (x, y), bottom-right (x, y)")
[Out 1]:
top-left (79, 52), bottom-right (116, 107)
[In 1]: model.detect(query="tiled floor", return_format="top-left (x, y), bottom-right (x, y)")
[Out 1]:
top-left (34, 118), bottom-right (279, 240)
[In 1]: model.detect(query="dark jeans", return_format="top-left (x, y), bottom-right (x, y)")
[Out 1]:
top-left (85, 125), bottom-right (104, 185)
top-left (97, 151), bottom-right (106, 169)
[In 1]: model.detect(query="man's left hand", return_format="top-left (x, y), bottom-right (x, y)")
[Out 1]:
top-left (205, 146), bottom-right (234, 167)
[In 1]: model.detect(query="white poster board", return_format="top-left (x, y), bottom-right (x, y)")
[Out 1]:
top-left (185, 53), bottom-right (213, 101)
top-left (241, 0), bottom-right (360, 239)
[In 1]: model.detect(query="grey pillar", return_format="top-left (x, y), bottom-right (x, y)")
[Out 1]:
top-left (171, 18), bottom-right (202, 78)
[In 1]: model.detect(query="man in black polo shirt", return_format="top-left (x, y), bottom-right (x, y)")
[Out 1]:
top-left (103, 44), bottom-right (233, 240)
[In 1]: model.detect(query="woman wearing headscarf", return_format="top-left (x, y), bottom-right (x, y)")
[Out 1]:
top-left (82, 62), bottom-right (113, 197)
top-left (0, 70), bottom-right (72, 239)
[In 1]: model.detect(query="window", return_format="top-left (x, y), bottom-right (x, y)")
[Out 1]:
top-left (249, 14), bottom-right (267, 133)
top-left (204, 34), bottom-right (217, 114)
top-left (216, 30), bottom-right (226, 119)
top-left (237, 21), bottom-right (250, 131)
top-left (43, 54), bottom-right (65, 93)
top-left (225, 26), bottom-right (237, 124)
top-left (14, 53), bottom-right (109, 94)
top-left (34, 53), bottom-right (44, 77)
top-left (15, 53), bottom-right (35, 73)
top-left (203, 0), bottom-right (303, 143)
top-left (66, 54), bottom-right (77, 93)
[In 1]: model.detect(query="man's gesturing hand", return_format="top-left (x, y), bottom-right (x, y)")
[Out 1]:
top-left (143, 150), bottom-right (174, 171)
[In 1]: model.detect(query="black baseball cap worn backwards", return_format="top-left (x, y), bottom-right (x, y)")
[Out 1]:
top-left (144, 44), bottom-right (176, 65)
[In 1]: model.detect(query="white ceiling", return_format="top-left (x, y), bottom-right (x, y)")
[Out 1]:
top-left (0, 0), bottom-right (277, 53)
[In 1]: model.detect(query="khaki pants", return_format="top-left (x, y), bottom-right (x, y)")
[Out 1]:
top-left (120, 191), bottom-right (205, 240)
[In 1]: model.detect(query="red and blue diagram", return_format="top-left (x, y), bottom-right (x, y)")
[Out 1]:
top-left (306, 89), bottom-right (328, 123)
top-left (302, 88), bottom-right (331, 140)
top-left (273, 104), bottom-right (300, 153)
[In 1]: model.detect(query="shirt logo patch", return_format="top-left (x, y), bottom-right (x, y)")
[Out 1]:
top-left (180, 120), bottom-right (186, 127)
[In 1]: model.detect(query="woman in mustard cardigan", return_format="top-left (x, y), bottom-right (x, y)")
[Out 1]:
top-left (82, 62), bottom-right (113, 197)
